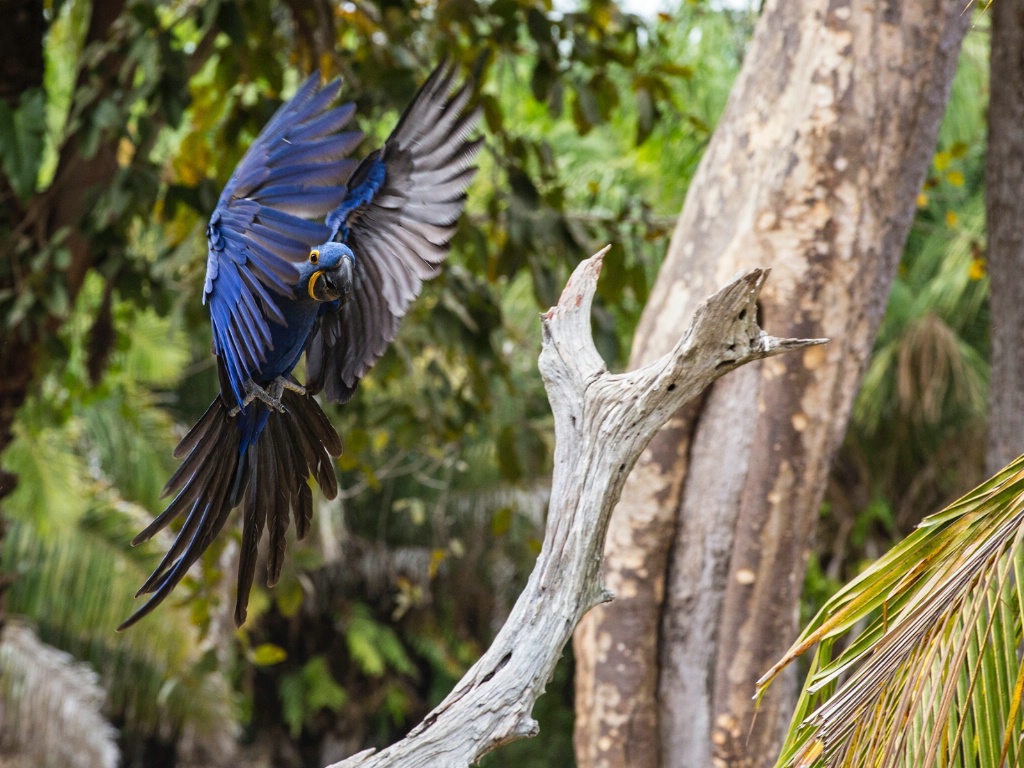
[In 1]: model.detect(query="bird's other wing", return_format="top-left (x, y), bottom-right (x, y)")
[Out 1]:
top-left (205, 73), bottom-right (364, 408)
top-left (306, 61), bottom-right (482, 404)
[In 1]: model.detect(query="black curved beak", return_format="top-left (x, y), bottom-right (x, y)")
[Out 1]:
top-left (308, 256), bottom-right (355, 304)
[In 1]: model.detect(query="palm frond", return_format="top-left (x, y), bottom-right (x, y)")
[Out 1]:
top-left (1, 268), bottom-right (238, 758)
top-left (115, 304), bottom-right (191, 387)
top-left (0, 622), bottom-right (120, 768)
top-left (2, 415), bottom-right (89, 532)
top-left (853, 194), bottom-right (988, 440)
top-left (79, 384), bottom-right (180, 511)
top-left (3, 511), bottom-right (239, 760)
top-left (760, 454), bottom-right (1024, 767)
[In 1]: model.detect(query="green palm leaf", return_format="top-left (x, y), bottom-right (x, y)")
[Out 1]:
top-left (0, 622), bottom-right (120, 768)
top-left (3, 510), bottom-right (238, 756)
top-left (1, 269), bottom-right (237, 758)
top-left (759, 455), bottom-right (1024, 767)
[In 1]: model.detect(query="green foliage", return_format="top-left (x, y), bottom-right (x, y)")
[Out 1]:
top-left (1, 270), bottom-right (236, 758)
top-left (249, 643), bottom-right (289, 667)
top-left (280, 656), bottom-right (349, 738)
top-left (3, 404), bottom-right (89, 532)
top-left (3, 516), bottom-right (237, 751)
top-left (346, 604), bottom-right (417, 679)
top-left (0, 88), bottom-right (48, 200)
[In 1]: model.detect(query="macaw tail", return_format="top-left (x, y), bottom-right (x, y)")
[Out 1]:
top-left (119, 389), bottom-right (342, 630)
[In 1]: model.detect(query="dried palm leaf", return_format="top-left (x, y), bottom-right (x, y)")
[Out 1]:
top-left (759, 453), bottom-right (1024, 767)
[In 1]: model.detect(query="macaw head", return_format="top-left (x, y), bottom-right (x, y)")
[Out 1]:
top-left (301, 242), bottom-right (355, 303)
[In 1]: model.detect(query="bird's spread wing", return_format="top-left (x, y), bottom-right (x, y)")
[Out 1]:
top-left (205, 73), bottom-right (363, 408)
top-left (306, 62), bottom-right (482, 403)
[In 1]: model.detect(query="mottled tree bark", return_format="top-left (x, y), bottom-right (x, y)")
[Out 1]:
top-left (573, 2), bottom-right (970, 767)
top-left (986, 0), bottom-right (1024, 476)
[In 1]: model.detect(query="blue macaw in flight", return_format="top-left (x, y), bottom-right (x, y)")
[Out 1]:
top-left (120, 62), bottom-right (480, 629)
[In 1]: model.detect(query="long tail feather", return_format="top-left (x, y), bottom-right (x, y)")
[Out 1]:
top-left (120, 391), bottom-right (342, 630)
top-left (265, 415), bottom-right (293, 590)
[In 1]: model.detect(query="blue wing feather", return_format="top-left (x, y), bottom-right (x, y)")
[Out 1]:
top-left (220, 76), bottom-right (331, 199)
top-left (325, 154), bottom-right (387, 241)
top-left (258, 182), bottom-right (356, 213)
top-left (247, 75), bottom-right (322, 143)
top-left (290, 102), bottom-right (357, 142)
top-left (266, 132), bottom-right (363, 168)
top-left (259, 158), bottom-right (360, 188)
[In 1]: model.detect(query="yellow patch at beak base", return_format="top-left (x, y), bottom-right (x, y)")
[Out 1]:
top-left (308, 270), bottom-right (324, 300)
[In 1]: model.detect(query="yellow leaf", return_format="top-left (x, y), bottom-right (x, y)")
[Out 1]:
top-left (796, 739), bottom-right (825, 767)
top-left (319, 52), bottom-right (335, 80)
top-left (946, 169), bottom-right (965, 187)
top-left (945, 210), bottom-right (958, 227)
top-left (491, 506), bottom-right (514, 537)
top-left (934, 151), bottom-right (951, 171)
top-left (249, 643), bottom-right (288, 666)
top-left (916, 192), bottom-right (928, 208)
top-left (174, 132), bottom-right (211, 187)
top-left (117, 137), bottom-right (136, 168)
top-left (276, 577), bottom-right (305, 618)
top-left (428, 548), bottom-right (446, 579)
top-left (969, 258), bottom-right (986, 281)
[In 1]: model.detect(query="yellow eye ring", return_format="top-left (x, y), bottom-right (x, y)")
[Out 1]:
top-left (309, 249), bottom-right (320, 264)
top-left (308, 270), bottom-right (324, 300)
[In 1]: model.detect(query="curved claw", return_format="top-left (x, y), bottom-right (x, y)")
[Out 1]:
top-left (230, 377), bottom-right (308, 416)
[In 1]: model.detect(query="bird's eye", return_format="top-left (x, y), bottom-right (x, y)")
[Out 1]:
top-left (309, 250), bottom-right (320, 265)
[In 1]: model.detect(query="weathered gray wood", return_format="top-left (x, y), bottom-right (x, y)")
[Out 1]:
top-left (325, 248), bottom-right (823, 768)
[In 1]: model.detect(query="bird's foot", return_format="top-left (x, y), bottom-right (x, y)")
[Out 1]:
top-left (275, 377), bottom-right (308, 398)
top-left (229, 378), bottom-right (307, 416)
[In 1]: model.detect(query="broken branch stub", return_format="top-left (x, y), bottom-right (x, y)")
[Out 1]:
top-left (327, 247), bottom-right (825, 768)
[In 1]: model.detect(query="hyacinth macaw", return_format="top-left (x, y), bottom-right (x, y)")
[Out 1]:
top-left (119, 62), bottom-right (480, 629)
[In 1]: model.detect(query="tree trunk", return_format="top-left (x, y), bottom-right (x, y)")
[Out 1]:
top-left (573, 2), bottom-right (970, 767)
top-left (986, 0), bottom-right (1024, 476)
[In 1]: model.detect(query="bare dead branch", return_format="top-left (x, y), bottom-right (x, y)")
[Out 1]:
top-left (325, 246), bottom-right (826, 768)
